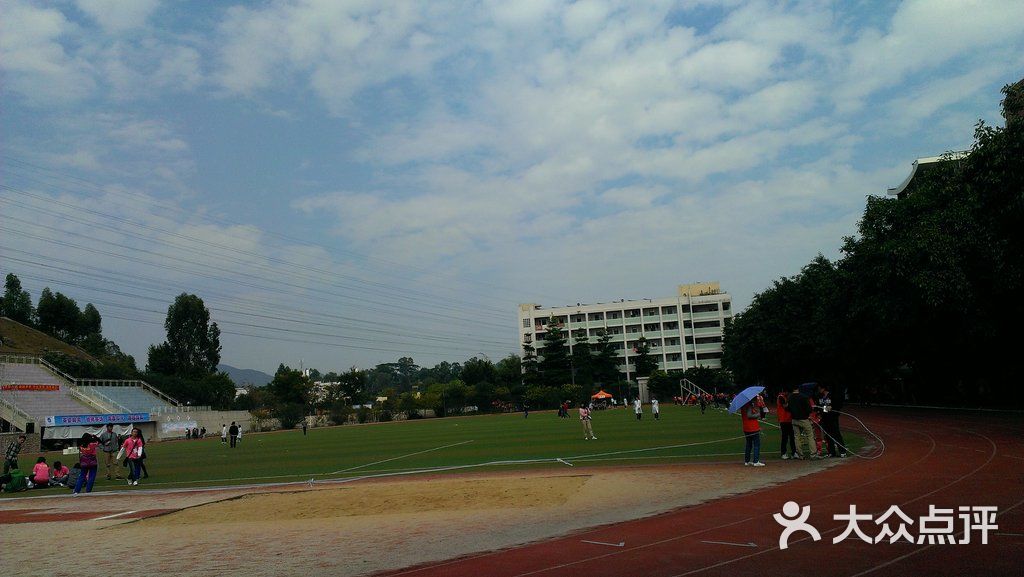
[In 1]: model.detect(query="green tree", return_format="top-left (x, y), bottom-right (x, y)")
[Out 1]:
top-left (632, 336), bottom-right (658, 378)
top-left (461, 356), bottom-right (496, 387)
top-left (147, 293), bottom-right (221, 377)
top-left (268, 364), bottom-right (313, 406)
top-left (591, 331), bottom-right (621, 386)
top-left (571, 333), bottom-right (594, 388)
top-left (36, 288), bottom-right (83, 341)
top-left (538, 317), bottom-right (571, 387)
top-left (0, 273), bottom-right (34, 325)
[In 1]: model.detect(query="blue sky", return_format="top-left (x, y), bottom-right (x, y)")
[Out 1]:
top-left (2, 0), bottom-right (1022, 374)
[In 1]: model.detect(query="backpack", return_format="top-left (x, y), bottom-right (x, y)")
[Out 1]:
top-left (3, 469), bottom-right (28, 492)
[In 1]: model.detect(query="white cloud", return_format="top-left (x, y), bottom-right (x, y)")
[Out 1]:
top-left (0, 1), bottom-right (96, 104)
top-left (76, 0), bottom-right (160, 34)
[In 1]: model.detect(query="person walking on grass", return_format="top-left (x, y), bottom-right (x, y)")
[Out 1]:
top-left (121, 428), bottom-right (145, 486)
top-left (99, 424), bottom-right (121, 480)
top-left (73, 433), bottom-right (99, 495)
top-left (579, 403), bottom-right (596, 440)
top-left (229, 422), bottom-right (239, 448)
top-left (221, 424), bottom-right (227, 445)
top-left (634, 397), bottom-right (642, 421)
top-left (651, 398), bottom-right (660, 420)
top-left (3, 434), bottom-right (26, 475)
top-left (777, 389), bottom-right (796, 459)
top-left (699, 394), bottom-right (707, 415)
top-left (741, 398), bottom-right (766, 467)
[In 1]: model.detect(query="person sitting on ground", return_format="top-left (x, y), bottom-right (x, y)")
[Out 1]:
top-left (30, 456), bottom-right (50, 488)
top-left (65, 463), bottom-right (81, 491)
top-left (49, 460), bottom-right (70, 486)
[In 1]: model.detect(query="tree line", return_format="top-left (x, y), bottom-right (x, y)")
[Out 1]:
top-left (722, 79), bottom-right (1024, 407)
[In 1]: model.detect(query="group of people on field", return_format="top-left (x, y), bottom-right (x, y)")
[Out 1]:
top-left (0, 423), bottom-right (148, 494)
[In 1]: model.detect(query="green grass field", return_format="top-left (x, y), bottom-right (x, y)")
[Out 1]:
top-left (5, 405), bottom-right (862, 497)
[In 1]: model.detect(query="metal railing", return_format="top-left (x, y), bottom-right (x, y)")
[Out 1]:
top-left (0, 395), bottom-right (33, 431)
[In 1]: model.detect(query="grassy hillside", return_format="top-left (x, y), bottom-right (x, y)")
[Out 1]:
top-left (0, 317), bottom-right (94, 361)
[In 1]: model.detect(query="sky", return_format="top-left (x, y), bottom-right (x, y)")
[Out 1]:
top-left (1, 0), bottom-right (1022, 375)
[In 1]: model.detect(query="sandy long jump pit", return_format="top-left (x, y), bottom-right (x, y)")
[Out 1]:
top-left (0, 462), bottom-right (829, 576)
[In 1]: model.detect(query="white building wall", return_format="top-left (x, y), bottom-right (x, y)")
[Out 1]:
top-left (518, 283), bottom-right (732, 381)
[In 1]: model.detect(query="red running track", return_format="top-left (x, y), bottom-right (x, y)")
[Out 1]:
top-left (379, 407), bottom-right (1024, 577)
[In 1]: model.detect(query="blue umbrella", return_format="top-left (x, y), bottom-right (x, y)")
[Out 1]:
top-left (728, 386), bottom-right (765, 414)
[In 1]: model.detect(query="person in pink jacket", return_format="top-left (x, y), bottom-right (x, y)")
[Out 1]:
top-left (121, 428), bottom-right (145, 486)
top-left (30, 456), bottom-right (50, 488)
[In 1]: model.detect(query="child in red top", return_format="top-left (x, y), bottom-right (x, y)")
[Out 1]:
top-left (777, 391), bottom-right (796, 459)
top-left (741, 398), bottom-right (766, 467)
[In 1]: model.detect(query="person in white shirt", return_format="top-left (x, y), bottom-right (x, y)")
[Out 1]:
top-left (651, 399), bottom-right (660, 420)
top-left (634, 398), bottom-right (642, 421)
top-left (221, 424), bottom-right (227, 445)
top-left (579, 405), bottom-right (596, 440)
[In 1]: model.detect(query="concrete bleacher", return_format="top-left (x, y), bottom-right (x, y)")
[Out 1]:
top-left (0, 385), bottom-right (98, 420)
top-left (2, 362), bottom-right (65, 385)
top-left (77, 385), bottom-right (176, 413)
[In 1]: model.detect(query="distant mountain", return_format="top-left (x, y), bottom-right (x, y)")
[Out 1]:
top-left (219, 364), bottom-right (272, 387)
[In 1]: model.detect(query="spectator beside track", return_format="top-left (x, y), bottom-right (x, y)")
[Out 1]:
top-left (50, 460), bottom-right (70, 486)
top-left (30, 457), bottom-right (50, 488)
top-left (3, 434), bottom-right (26, 475)
top-left (122, 428), bottom-right (145, 486)
top-left (817, 384), bottom-right (846, 458)
top-left (99, 424), bottom-right (121, 480)
top-left (741, 399), bottom-right (766, 467)
top-left (73, 433), bottom-right (100, 495)
top-left (776, 390), bottom-right (796, 460)
top-left (787, 386), bottom-right (817, 460)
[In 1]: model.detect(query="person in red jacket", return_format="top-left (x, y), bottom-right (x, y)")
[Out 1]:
top-left (776, 391), bottom-right (796, 459)
top-left (741, 398), bottom-right (766, 467)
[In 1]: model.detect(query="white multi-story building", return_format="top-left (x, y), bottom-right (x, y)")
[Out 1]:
top-left (518, 282), bottom-right (732, 380)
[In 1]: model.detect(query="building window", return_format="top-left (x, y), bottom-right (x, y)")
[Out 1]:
top-left (643, 307), bottom-right (659, 316)
top-left (522, 318), bottom-right (530, 328)
top-left (607, 311), bottom-right (621, 320)
top-left (693, 320), bottom-right (721, 329)
top-left (644, 323), bottom-right (659, 332)
top-left (663, 321), bottom-right (678, 330)
top-left (722, 302), bottom-right (731, 311)
top-left (695, 336), bottom-right (722, 344)
top-left (588, 312), bottom-right (605, 321)
top-left (626, 324), bottom-right (641, 333)
top-left (626, 309), bottom-right (640, 318)
top-left (689, 303), bottom-right (719, 313)
top-left (661, 306), bottom-right (677, 314)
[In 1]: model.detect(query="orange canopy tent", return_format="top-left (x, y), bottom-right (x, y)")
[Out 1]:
top-left (591, 390), bottom-right (613, 399)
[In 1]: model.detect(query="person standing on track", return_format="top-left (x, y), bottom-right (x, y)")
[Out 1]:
top-left (580, 403), bottom-right (597, 440)
top-left (634, 397), bottom-right (643, 421)
top-left (787, 385), bottom-right (816, 460)
top-left (776, 390), bottom-right (796, 459)
top-left (741, 398), bottom-right (766, 467)
top-left (817, 384), bottom-right (846, 458)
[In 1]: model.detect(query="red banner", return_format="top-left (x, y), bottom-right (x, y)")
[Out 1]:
top-left (1, 384), bottom-right (60, 391)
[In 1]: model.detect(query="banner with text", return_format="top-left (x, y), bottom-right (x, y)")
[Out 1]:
top-left (44, 413), bottom-right (151, 427)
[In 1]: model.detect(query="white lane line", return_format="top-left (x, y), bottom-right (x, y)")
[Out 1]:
top-left (700, 540), bottom-right (757, 548)
top-left (581, 540), bottom-right (625, 547)
top-left (92, 510), bottom-right (137, 521)
top-left (556, 458), bottom-right (574, 467)
top-left (331, 440), bottom-right (475, 475)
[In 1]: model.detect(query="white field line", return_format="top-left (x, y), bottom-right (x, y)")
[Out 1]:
top-left (331, 440), bottom-right (475, 475)
top-left (92, 510), bottom-right (137, 521)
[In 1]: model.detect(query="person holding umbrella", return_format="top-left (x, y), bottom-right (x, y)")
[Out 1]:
top-left (729, 386), bottom-right (767, 467)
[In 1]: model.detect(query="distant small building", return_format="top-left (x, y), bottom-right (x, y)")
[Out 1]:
top-left (887, 152), bottom-right (968, 199)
